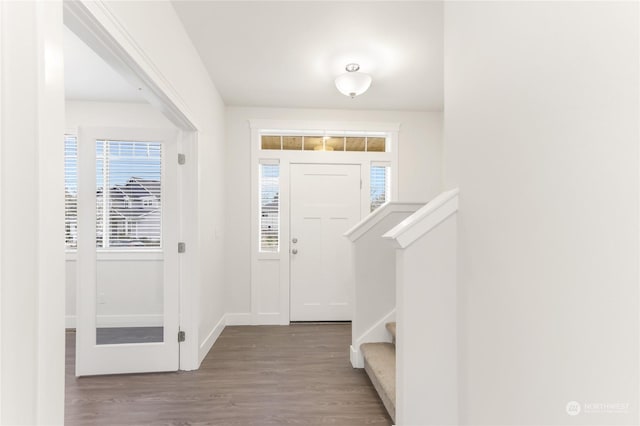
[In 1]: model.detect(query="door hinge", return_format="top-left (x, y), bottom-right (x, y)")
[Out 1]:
top-left (178, 331), bottom-right (186, 342)
top-left (360, 179), bottom-right (363, 189)
top-left (178, 153), bottom-right (186, 165)
top-left (178, 242), bottom-right (186, 253)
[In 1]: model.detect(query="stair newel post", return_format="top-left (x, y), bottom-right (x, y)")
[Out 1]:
top-left (383, 189), bottom-right (460, 425)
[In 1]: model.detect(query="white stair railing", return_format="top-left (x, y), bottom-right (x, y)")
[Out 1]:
top-left (382, 188), bottom-right (459, 426)
top-left (344, 202), bottom-right (425, 368)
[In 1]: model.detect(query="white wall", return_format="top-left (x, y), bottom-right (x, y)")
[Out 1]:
top-left (69, 0), bottom-right (227, 369)
top-left (444, 2), bottom-right (639, 425)
top-left (65, 100), bottom-right (175, 328)
top-left (0, 1), bottom-right (65, 424)
top-left (224, 106), bottom-right (442, 316)
top-left (65, 100), bottom-right (174, 131)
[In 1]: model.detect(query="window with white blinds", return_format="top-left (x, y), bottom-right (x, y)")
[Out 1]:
top-left (96, 140), bottom-right (162, 249)
top-left (259, 162), bottom-right (280, 252)
top-left (370, 163), bottom-right (390, 212)
top-left (65, 135), bottom-right (78, 249)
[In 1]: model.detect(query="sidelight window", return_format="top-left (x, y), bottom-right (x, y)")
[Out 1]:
top-left (65, 135), bottom-right (79, 249)
top-left (370, 163), bottom-right (390, 212)
top-left (259, 161), bottom-right (280, 252)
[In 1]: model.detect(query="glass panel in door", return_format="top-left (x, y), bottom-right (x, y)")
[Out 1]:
top-left (95, 140), bottom-right (164, 345)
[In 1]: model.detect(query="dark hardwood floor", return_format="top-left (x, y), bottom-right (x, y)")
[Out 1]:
top-left (65, 324), bottom-right (393, 425)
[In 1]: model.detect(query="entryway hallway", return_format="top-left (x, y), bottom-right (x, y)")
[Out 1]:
top-left (65, 324), bottom-right (392, 425)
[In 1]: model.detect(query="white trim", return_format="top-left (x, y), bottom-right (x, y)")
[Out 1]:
top-left (383, 189), bottom-right (460, 249)
top-left (249, 119), bottom-right (400, 133)
top-left (0, 2), bottom-right (65, 421)
top-left (344, 202), bottom-right (426, 243)
top-left (66, 314), bottom-right (163, 328)
top-left (197, 314), bottom-right (226, 367)
top-left (350, 346), bottom-right (359, 369)
top-left (638, 1), bottom-right (640, 418)
top-left (250, 128), bottom-right (261, 322)
top-left (177, 130), bottom-right (199, 371)
top-left (63, 1), bottom-right (197, 131)
top-left (93, 251), bottom-right (164, 261)
top-left (251, 119), bottom-right (400, 325)
top-left (0, 1), bottom-right (4, 415)
top-left (63, 2), bottom-right (202, 372)
top-left (351, 309), bottom-right (396, 368)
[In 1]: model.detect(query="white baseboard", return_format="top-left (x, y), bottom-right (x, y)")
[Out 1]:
top-left (352, 309), bottom-right (396, 369)
top-left (198, 314), bottom-right (226, 365)
top-left (350, 345), bottom-right (360, 368)
top-left (65, 314), bottom-right (163, 329)
top-left (225, 312), bottom-right (252, 325)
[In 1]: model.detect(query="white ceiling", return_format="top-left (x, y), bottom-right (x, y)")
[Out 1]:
top-left (64, 2), bottom-right (443, 110)
top-left (172, 1), bottom-right (443, 111)
top-left (64, 26), bottom-right (146, 103)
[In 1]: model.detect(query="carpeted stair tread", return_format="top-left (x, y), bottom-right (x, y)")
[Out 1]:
top-left (361, 342), bottom-right (396, 421)
top-left (385, 322), bottom-right (396, 342)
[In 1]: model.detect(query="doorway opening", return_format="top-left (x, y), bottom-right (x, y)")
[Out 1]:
top-left (63, 2), bottom-right (199, 374)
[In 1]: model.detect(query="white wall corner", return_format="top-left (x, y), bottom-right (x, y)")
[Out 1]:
top-left (197, 314), bottom-right (226, 367)
top-left (1, 1), bottom-right (65, 423)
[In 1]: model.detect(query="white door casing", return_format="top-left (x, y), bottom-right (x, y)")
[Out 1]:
top-left (290, 163), bottom-right (362, 321)
top-left (249, 119), bottom-right (400, 326)
top-left (76, 126), bottom-right (179, 376)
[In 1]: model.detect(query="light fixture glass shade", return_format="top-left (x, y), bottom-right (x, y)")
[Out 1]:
top-left (335, 72), bottom-right (372, 98)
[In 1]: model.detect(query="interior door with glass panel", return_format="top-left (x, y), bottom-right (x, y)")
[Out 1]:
top-left (76, 127), bottom-right (179, 376)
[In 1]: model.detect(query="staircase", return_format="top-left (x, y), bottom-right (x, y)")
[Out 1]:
top-left (346, 190), bottom-right (459, 425)
top-left (361, 322), bottom-right (396, 422)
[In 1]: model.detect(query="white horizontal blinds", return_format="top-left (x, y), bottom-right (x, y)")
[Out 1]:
top-left (259, 161), bottom-right (280, 252)
top-left (96, 140), bottom-right (162, 249)
top-left (370, 163), bottom-right (390, 212)
top-left (64, 135), bottom-right (78, 249)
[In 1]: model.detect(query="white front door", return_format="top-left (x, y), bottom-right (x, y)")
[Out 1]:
top-left (290, 163), bottom-right (361, 321)
top-left (76, 127), bottom-right (179, 376)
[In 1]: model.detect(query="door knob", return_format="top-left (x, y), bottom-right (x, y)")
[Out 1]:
top-left (291, 248), bottom-right (298, 255)
top-left (292, 238), bottom-right (298, 243)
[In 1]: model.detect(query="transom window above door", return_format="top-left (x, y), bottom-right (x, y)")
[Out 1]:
top-left (261, 134), bottom-right (387, 152)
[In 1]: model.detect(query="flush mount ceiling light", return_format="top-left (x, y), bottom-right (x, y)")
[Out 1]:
top-left (335, 63), bottom-right (372, 98)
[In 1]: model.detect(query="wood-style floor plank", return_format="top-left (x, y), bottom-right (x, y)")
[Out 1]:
top-left (65, 324), bottom-right (393, 425)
